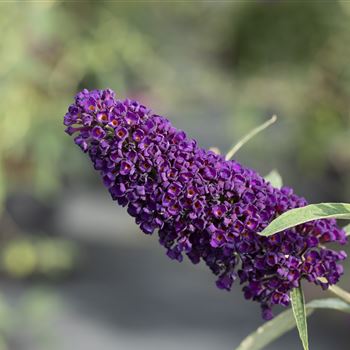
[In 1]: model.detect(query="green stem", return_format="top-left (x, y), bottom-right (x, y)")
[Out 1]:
top-left (225, 115), bottom-right (277, 161)
top-left (329, 285), bottom-right (350, 305)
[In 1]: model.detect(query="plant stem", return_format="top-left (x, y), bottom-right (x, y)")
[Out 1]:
top-left (329, 285), bottom-right (350, 305)
top-left (225, 115), bottom-right (277, 161)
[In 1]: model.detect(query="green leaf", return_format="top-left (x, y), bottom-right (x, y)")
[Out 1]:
top-left (343, 223), bottom-right (350, 237)
top-left (225, 115), bottom-right (277, 161)
top-left (259, 203), bottom-right (350, 237)
top-left (0, 161), bottom-right (5, 214)
top-left (329, 285), bottom-right (350, 305)
top-left (264, 170), bottom-right (283, 189)
top-left (291, 286), bottom-right (309, 350)
top-left (307, 298), bottom-right (350, 312)
top-left (235, 298), bottom-right (350, 350)
top-left (235, 307), bottom-right (313, 350)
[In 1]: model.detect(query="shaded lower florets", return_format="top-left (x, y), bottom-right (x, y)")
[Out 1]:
top-left (64, 89), bottom-right (347, 320)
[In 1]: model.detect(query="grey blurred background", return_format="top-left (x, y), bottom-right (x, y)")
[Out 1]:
top-left (0, 1), bottom-right (349, 349)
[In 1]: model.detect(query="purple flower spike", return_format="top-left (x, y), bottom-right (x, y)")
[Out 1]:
top-left (64, 88), bottom-right (347, 320)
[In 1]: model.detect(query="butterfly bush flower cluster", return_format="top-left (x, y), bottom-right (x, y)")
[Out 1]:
top-left (64, 89), bottom-right (347, 320)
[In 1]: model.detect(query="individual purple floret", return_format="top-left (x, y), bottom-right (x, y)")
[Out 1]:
top-left (64, 89), bottom-right (347, 320)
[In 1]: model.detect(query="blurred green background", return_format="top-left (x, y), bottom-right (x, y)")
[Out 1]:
top-left (0, 1), bottom-right (349, 350)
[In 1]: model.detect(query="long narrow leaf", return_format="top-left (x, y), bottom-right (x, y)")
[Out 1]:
top-left (235, 307), bottom-right (313, 350)
top-left (225, 115), bottom-right (277, 161)
top-left (343, 223), bottom-right (350, 237)
top-left (291, 286), bottom-right (309, 350)
top-left (235, 298), bottom-right (350, 350)
top-left (329, 285), bottom-right (350, 305)
top-left (259, 203), bottom-right (350, 237)
top-left (264, 169), bottom-right (283, 189)
top-left (307, 298), bottom-right (350, 312)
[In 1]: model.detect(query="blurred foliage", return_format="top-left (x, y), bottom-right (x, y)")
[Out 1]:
top-left (0, 236), bottom-right (79, 279)
top-left (0, 0), bottom-right (349, 210)
top-left (224, 2), bottom-right (343, 72)
top-left (0, 1), bottom-right (173, 207)
top-left (218, 1), bottom-right (350, 200)
top-left (0, 288), bottom-right (59, 349)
